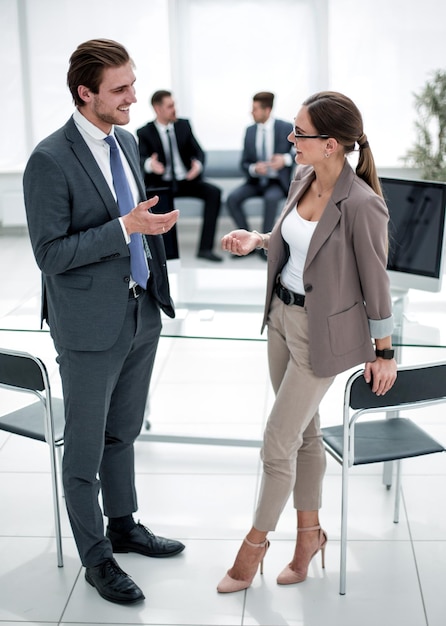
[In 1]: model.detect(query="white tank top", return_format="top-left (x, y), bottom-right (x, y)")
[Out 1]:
top-left (280, 207), bottom-right (318, 295)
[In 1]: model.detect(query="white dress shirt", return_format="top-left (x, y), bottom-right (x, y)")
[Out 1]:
top-left (73, 108), bottom-right (147, 284)
top-left (249, 116), bottom-right (292, 179)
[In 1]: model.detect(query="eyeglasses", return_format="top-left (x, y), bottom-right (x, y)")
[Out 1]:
top-left (293, 128), bottom-right (329, 140)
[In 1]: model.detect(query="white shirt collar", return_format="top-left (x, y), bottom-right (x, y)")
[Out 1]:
top-left (73, 107), bottom-right (113, 141)
top-left (257, 116), bottom-right (275, 131)
top-left (154, 119), bottom-right (174, 133)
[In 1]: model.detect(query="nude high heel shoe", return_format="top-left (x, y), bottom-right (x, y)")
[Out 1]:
top-left (217, 536), bottom-right (270, 593)
top-left (276, 525), bottom-right (327, 585)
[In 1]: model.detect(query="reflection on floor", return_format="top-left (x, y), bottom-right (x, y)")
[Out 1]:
top-left (0, 220), bottom-right (445, 625)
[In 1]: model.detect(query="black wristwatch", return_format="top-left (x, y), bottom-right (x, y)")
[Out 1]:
top-left (375, 348), bottom-right (395, 360)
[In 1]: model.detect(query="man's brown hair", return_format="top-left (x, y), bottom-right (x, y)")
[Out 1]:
top-left (253, 91), bottom-right (275, 109)
top-left (67, 39), bottom-right (132, 107)
top-left (151, 90), bottom-right (172, 107)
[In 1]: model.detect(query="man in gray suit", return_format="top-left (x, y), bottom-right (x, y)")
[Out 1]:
top-left (227, 92), bottom-right (294, 239)
top-left (23, 39), bottom-right (184, 605)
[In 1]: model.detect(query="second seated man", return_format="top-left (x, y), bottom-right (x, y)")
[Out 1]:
top-left (137, 90), bottom-right (222, 262)
top-left (227, 92), bottom-right (294, 241)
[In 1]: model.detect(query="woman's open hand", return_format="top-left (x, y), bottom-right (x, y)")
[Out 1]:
top-left (221, 229), bottom-right (262, 256)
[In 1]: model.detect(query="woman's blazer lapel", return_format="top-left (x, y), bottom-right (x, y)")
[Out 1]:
top-left (304, 160), bottom-right (354, 271)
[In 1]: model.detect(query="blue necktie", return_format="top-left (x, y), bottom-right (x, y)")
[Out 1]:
top-left (104, 135), bottom-right (149, 288)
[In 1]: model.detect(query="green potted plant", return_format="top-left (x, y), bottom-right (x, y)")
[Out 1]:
top-left (402, 69), bottom-right (446, 181)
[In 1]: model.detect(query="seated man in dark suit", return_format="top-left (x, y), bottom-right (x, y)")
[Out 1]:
top-left (227, 92), bottom-right (294, 242)
top-left (137, 90), bottom-right (222, 262)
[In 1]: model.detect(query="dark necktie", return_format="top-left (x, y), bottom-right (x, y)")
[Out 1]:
top-left (259, 127), bottom-right (268, 187)
top-left (104, 135), bottom-right (149, 288)
top-left (165, 128), bottom-right (178, 193)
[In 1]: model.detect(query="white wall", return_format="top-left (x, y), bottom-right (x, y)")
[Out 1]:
top-left (329, 0), bottom-right (446, 166)
top-left (0, 0), bottom-right (445, 225)
top-left (167, 0), bottom-right (327, 150)
top-left (1, 0), bottom-right (172, 171)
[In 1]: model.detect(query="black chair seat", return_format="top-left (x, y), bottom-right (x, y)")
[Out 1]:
top-left (0, 397), bottom-right (65, 442)
top-left (322, 417), bottom-right (445, 465)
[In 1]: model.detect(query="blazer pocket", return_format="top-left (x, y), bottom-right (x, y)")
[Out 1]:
top-left (328, 302), bottom-right (367, 356)
top-left (56, 273), bottom-right (93, 290)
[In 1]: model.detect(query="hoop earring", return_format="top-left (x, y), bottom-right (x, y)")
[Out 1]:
top-left (324, 153), bottom-right (329, 158)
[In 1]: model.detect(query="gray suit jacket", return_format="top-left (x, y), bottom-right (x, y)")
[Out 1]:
top-left (241, 119), bottom-right (294, 193)
top-left (262, 160), bottom-right (393, 377)
top-left (23, 116), bottom-right (174, 352)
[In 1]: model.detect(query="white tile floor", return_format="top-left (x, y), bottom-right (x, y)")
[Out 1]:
top-left (0, 218), bottom-right (446, 625)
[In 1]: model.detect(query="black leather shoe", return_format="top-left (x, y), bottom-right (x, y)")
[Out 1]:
top-left (107, 522), bottom-right (185, 558)
top-left (197, 250), bottom-right (223, 262)
top-left (85, 558), bottom-right (145, 605)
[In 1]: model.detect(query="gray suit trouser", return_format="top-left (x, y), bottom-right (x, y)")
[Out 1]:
top-left (56, 291), bottom-right (161, 567)
top-left (254, 294), bottom-right (335, 531)
top-left (226, 181), bottom-right (285, 234)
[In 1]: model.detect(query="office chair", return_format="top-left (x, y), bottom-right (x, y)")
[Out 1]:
top-left (322, 361), bottom-right (446, 595)
top-left (0, 347), bottom-right (65, 567)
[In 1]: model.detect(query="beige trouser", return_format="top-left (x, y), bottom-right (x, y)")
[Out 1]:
top-left (254, 294), bottom-right (335, 531)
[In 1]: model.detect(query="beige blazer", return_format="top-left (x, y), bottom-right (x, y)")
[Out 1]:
top-left (262, 160), bottom-right (393, 377)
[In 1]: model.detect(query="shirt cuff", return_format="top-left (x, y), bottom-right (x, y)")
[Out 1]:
top-left (192, 159), bottom-right (203, 174)
top-left (144, 157), bottom-right (152, 174)
top-left (369, 315), bottom-right (394, 339)
top-left (249, 163), bottom-right (259, 177)
top-left (118, 217), bottom-right (131, 244)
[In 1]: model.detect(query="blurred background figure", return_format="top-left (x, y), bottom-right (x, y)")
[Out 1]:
top-left (137, 90), bottom-right (223, 262)
top-left (226, 92), bottom-right (294, 247)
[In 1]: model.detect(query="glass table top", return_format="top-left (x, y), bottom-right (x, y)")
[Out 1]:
top-left (0, 268), bottom-right (445, 347)
top-left (1, 267), bottom-right (445, 449)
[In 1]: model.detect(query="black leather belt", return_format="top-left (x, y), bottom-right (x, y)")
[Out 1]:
top-left (275, 281), bottom-right (305, 307)
top-left (129, 284), bottom-right (144, 299)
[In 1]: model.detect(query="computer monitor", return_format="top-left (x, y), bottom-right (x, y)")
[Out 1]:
top-left (380, 176), bottom-right (446, 294)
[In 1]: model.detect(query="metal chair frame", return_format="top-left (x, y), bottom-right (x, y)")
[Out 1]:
top-left (322, 361), bottom-right (446, 595)
top-left (0, 347), bottom-right (64, 567)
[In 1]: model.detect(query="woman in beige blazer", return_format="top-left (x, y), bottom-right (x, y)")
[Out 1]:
top-left (217, 91), bottom-right (397, 593)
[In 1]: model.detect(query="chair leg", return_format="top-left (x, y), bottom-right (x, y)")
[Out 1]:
top-left (56, 445), bottom-right (64, 498)
top-left (393, 459), bottom-right (402, 524)
top-left (340, 457), bottom-right (349, 595)
top-left (50, 443), bottom-right (64, 567)
top-left (383, 460), bottom-right (393, 489)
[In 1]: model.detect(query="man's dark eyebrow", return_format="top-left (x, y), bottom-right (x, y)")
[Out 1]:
top-left (112, 79), bottom-right (136, 91)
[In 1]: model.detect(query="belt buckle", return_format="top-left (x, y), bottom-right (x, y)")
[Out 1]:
top-left (278, 283), bottom-right (292, 305)
top-left (130, 284), bottom-right (139, 299)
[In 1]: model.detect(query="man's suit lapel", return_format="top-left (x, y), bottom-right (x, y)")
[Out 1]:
top-left (273, 119), bottom-right (292, 152)
top-left (173, 120), bottom-right (190, 168)
top-left (114, 127), bottom-right (167, 268)
top-left (64, 117), bottom-right (166, 276)
top-left (246, 125), bottom-right (258, 162)
top-left (273, 120), bottom-right (281, 152)
top-left (148, 122), bottom-right (166, 163)
top-left (65, 118), bottom-right (120, 220)
top-left (115, 129), bottom-right (146, 202)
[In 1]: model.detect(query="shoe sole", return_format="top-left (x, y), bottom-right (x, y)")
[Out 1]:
top-left (85, 572), bottom-right (145, 605)
top-left (111, 544), bottom-right (186, 558)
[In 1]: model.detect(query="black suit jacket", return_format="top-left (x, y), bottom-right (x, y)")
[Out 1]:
top-left (137, 118), bottom-right (205, 188)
